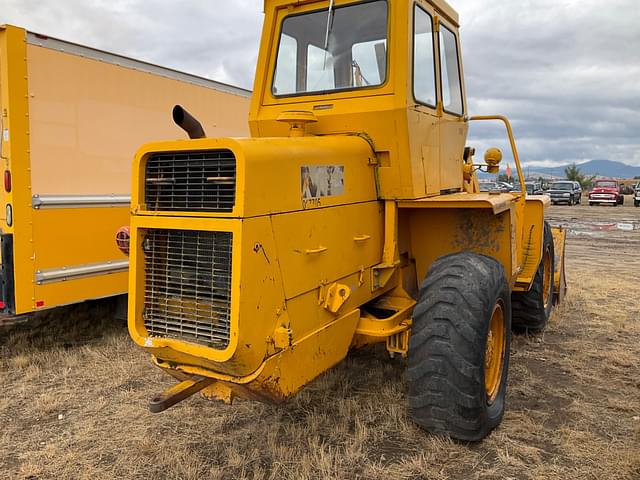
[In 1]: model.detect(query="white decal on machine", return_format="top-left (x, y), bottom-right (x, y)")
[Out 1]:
top-left (301, 165), bottom-right (344, 209)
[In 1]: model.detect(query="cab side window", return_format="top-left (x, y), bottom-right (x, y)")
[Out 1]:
top-left (274, 34), bottom-right (298, 94)
top-left (413, 6), bottom-right (437, 107)
top-left (439, 24), bottom-right (463, 115)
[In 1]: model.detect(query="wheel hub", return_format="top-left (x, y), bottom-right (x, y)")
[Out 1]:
top-left (484, 301), bottom-right (506, 404)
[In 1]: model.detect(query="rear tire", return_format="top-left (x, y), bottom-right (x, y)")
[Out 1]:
top-left (511, 222), bottom-right (554, 332)
top-left (635, 200), bottom-right (639, 207)
top-left (408, 252), bottom-right (511, 441)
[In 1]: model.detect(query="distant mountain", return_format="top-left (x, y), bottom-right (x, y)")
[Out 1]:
top-left (523, 160), bottom-right (640, 179)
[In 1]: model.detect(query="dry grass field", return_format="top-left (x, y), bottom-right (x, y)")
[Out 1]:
top-left (1, 198), bottom-right (639, 479)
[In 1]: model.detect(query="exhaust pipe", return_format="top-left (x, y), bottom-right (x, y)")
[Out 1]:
top-left (172, 105), bottom-right (206, 139)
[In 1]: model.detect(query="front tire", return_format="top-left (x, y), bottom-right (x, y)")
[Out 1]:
top-left (511, 222), bottom-right (554, 332)
top-left (408, 252), bottom-right (511, 441)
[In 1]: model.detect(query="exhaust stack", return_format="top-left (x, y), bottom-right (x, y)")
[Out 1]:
top-left (172, 105), bottom-right (206, 139)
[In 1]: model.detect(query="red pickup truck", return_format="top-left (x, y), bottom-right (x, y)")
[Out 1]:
top-left (589, 179), bottom-right (624, 206)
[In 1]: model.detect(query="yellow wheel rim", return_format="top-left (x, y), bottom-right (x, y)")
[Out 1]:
top-left (542, 247), bottom-right (552, 309)
top-left (484, 301), bottom-right (506, 404)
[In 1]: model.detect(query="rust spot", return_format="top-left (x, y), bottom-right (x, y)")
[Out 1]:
top-left (451, 210), bottom-right (505, 253)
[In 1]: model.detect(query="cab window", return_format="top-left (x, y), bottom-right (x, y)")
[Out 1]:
top-left (273, 34), bottom-right (298, 94)
top-left (439, 24), bottom-right (463, 115)
top-left (413, 5), bottom-right (437, 107)
top-left (272, 1), bottom-right (388, 96)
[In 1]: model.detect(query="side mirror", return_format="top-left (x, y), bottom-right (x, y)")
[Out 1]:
top-left (484, 147), bottom-right (503, 174)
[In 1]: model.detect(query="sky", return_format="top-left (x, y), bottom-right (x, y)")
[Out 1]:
top-left (1, 0), bottom-right (639, 167)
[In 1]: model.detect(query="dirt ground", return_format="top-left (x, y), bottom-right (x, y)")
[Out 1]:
top-left (1, 197), bottom-right (638, 480)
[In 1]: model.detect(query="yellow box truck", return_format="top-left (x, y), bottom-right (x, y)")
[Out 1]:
top-left (0, 25), bottom-right (250, 322)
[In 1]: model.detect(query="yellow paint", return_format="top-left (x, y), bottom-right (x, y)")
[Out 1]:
top-left (127, 0), bottom-right (564, 404)
top-left (0, 25), bottom-right (35, 314)
top-left (513, 196), bottom-right (549, 291)
top-left (404, 206), bottom-right (515, 285)
top-left (31, 207), bottom-right (129, 270)
top-left (26, 41), bottom-right (249, 195)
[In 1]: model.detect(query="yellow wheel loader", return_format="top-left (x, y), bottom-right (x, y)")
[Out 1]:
top-left (126, 0), bottom-right (567, 441)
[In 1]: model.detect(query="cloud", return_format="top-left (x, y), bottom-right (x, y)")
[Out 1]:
top-left (1, 0), bottom-right (638, 165)
top-left (0, 0), bottom-right (263, 88)
top-left (456, 0), bottom-right (640, 166)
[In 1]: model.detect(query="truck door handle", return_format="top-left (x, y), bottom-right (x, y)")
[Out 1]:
top-left (305, 246), bottom-right (328, 255)
top-left (353, 235), bottom-right (371, 242)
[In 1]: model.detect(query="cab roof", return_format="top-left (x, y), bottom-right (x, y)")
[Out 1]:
top-left (263, 0), bottom-right (459, 26)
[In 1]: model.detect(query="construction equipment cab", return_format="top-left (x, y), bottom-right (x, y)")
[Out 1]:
top-left (127, 0), bottom-right (567, 441)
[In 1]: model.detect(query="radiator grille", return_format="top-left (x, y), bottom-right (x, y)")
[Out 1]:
top-left (143, 229), bottom-right (232, 349)
top-left (145, 150), bottom-right (236, 212)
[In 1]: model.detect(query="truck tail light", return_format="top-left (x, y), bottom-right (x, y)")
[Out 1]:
top-left (115, 226), bottom-right (130, 256)
top-left (4, 170), bottom-right (11, 193)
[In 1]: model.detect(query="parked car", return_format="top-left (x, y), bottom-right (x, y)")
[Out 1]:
top-left (589, 179), bottom-right (624, 206)
top-left (634, 182), bottom-right (640, 207)
top-left (479, 182), bottom-right (494, 192)
top-left (572, 181), bottom-right (582, 200)
top-left (479, 181), bottom-right (511, 193)
top-left (513, 182), bottom-right (543, 194)
top-left (496, 181), bottom-right (514, 192)
top-left (547, 181), bottom-right (581, 205)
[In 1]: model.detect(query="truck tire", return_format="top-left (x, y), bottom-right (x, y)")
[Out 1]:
top-left (635, 200), bottom-right (639, 207)
top-left (408, 252), bottom-right (511, 441)
top-left (619, 196), bottom-right (624, 205)
top-left (511, 222), bottom-right (554, 332)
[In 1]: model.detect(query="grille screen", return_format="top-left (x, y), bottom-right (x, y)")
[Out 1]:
top-left (145, 150), bottom-right (236, 212)
top-left (143, 229), bottom-right (232, 349)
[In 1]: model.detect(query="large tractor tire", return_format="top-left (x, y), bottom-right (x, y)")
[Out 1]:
top-left (512, 222), bottom-right (554, 332)
top-left (408, 252), bottom-right (511, 441)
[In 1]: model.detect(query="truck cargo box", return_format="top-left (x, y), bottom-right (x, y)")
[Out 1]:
top-left (0, 25), bottom-right (250, 319)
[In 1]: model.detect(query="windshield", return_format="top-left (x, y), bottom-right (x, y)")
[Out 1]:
top-left (595, 181), bottom-right (617, 188)
top-left (273, 1), bottom-right (388, 96)
top-left (550, 182), bottom-right (573, 191)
